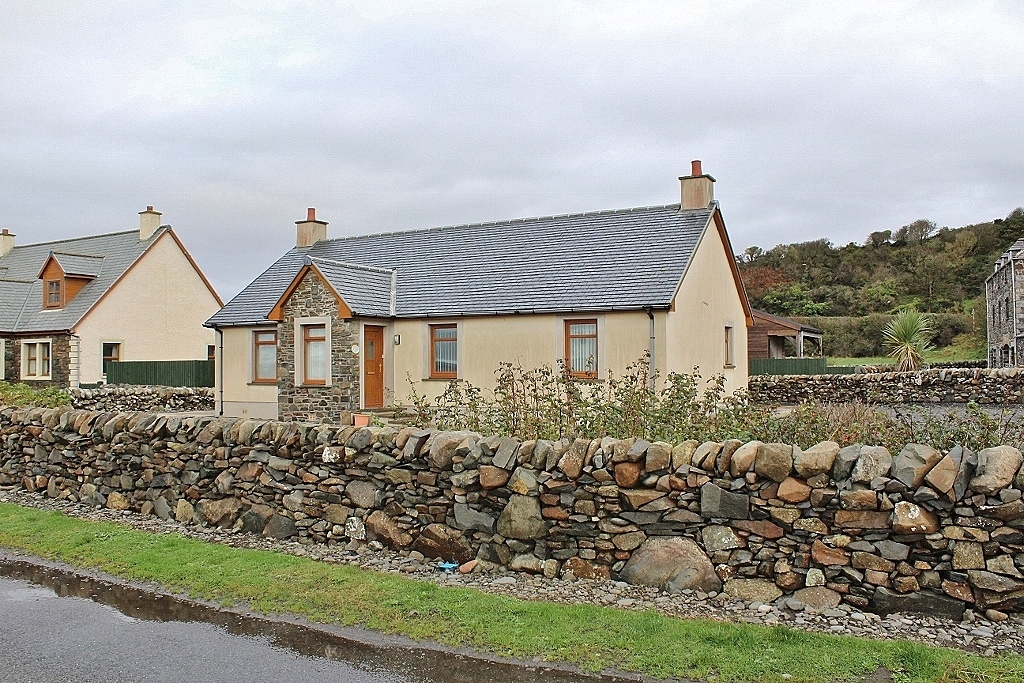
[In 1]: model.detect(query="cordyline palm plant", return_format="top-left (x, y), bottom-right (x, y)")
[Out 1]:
top-left (882, 307), bottom-right (935, 372)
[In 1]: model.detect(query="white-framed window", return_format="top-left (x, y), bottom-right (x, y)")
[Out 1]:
top-left (252, 329), bottom-right (277, 383)
top-left (22, 338), bottom-right (52, 380)
top-left (294, 316), bottom-right (331, 387)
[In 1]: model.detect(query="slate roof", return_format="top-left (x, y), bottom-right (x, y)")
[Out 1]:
top-left (49, 252), bottom-right (105, 278)
top-left (207, 203), bottom-right (718, 327)
top-left (308, 257), bottom-right (395, 317)
top-left (0, 228), bottom-right (166, 333)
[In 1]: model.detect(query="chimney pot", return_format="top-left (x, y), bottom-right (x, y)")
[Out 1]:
top-left (307, 207), bottom-right (316, 221)
top-left (146, 205), bottom-right (154, 211)
top-left (691, 159), bottom-right (703, 176)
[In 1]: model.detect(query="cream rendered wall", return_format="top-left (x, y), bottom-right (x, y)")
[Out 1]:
top-left (218, 325), bottom-right (279, 418)
top-left (74, 232), bottom-right (220, 385)
top-left (665, 216), bottom-right (749, 394)
top-left (391, 311), bottom-right (656, 403)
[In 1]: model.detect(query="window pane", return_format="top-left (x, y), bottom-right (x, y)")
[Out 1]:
top-left (256, 344), bottom-right (276, 380)
top-left (569, 337), bottom-right (596, 373)
top-left (40, 343), bottom-right (50, 376)
top-left (434, 339), bottom-right (457, 374)
top-left (27, 345), bottom-right (37, 376)
top-left (305, 340), bottom-right (326, 381)
top-left (366, 339), bottom-right (376, 361)
top-left (568, 322), bottom-right (597, 337)
top-left (255, 331), bottom-right (275, 343)
top-left (434, 326), bottom-right (457, 340)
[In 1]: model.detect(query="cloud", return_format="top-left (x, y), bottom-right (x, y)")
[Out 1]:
top-left (2, 1), bottom-right (1023, 298)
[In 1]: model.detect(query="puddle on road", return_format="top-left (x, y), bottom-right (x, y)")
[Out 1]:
top-left (0, 558), bottom-right (646, 683)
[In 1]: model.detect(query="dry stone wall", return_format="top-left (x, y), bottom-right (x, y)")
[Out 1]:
top-left (750, 367), bottom-right (1024, 405)
top-left (68, 386), bottom-right (214, 413)
top-left (3, 405), bottom-right (1024, 617)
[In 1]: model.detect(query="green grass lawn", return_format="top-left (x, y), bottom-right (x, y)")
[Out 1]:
top-left (0, 502), bottom-right (1020, 683)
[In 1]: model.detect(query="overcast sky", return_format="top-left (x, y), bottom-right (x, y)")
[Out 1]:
top-left (2, 1), bottom-right (1022, 300)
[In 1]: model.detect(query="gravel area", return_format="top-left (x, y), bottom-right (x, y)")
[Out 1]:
top-left (2, 488), bottom-right (1022, 657)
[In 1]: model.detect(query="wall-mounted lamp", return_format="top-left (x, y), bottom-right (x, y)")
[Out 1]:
top-left (351, 344), bottom-right (360, 355)
top-left (393, 334), bottom-right (401, 346)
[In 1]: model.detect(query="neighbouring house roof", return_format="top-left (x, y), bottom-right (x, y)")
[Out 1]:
top-left (209, 202), bottom-right (747, 327)
top-left (751, 309), bottom-right (823, 335)
top-left (0, 228), bottom-right (167, 333)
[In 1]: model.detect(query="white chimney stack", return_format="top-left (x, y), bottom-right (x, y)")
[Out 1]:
top-left (296, 207), bottom-right (328, 248)
top-left (0, 229), bottom-right (14, 257)
top-left (679, 159), bottom-right (716, 211)
top-left (139, 206), bottom-right (162, 240)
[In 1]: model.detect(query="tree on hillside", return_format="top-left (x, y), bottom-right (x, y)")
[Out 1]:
top-left (893, 219), bottom-right (939, 245)
top-left (882, 308), bottom-right (935, 372)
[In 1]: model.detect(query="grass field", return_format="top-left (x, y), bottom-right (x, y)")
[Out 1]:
top-left (0, 502), bottom-right (1022, 683)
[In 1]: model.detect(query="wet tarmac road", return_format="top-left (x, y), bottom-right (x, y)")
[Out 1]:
top-left (0, 558), bottom-right (641, 683)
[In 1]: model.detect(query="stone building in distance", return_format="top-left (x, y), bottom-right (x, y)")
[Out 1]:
top-left (986, 237), bottom-right (1024, 367)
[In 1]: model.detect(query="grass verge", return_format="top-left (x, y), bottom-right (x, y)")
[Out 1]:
top-left (0, 502), bottom-right (1021, 683)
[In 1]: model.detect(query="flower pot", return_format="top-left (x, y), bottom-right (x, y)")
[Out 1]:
top-left (353, 413), bottom-right (371, 427)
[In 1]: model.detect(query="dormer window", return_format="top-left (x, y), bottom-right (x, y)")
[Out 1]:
top-left (45, 279), bottom-right (63, 308)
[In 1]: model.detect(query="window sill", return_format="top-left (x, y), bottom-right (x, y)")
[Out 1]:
top-left (723, 364), bottom-right (736, 369)
top-left (248, 380), bottom-right (278, 386)
top-left (22, 376), bottom-right (52, 381)
top-left (423, 376), bottom-right (458, 382)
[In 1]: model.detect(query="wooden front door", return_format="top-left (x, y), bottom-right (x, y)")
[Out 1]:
top-left (363, 325), bottom-right (385, 408)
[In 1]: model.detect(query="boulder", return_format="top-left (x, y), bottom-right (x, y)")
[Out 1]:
top-left (561, 557), bottom-right (611, 581)
top-left (793, 441), bottom-right (839, 479)
top-left (263, 514), bottom-right (297, 540)
top-left (496, 494), bottom-right (547, 540)
top-left (282, 491), bottom-right (305, 512)
top-left (199, 497), bottom-right (241, 527)
top-left (810, 540), bottom-right (850, 566)
top-left (754, 443), bottom-right (793, 482)
top-left (428, 431), bottom-right (467, 470)
top-left (174, 499), bottom-right (195, 524)
top-left (105, 491), bottom-right (130, 510)
top-left (366, 510), bottom-right (413, 549)
top-left (411, 524), bottom-right (475, 564)
top-left (970, 446), bottom-right (1024, 495)
top-left (851, 446), bottom-right (892, 483)
top-left (239, 504), bottom-right (274, 534)
top-left (614, 462), bottom-right (644, 488)
top-left (692, 442), bottom-right (723, 472)
top-left (839, 489), bottom-right (878, 511)
top-left (871, 587), bottom-right (966, 620)
top-left (793, 586), bottom-right (842, 609)
top-left (671, 440), bottom-right (698, 470)
top-left (729, 441), bottom-right (761, 477)
top-left (892, 443), bottom-right (941, 488)
top-left (620, 537), bottom-right (722, 594)
top-left (724, 579), bottom-right (782, 603)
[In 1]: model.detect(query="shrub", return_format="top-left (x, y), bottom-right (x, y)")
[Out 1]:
top-left (403, 357), bottom-right (1024, 452)
top-left (0, 382), bottom-right (71, 408)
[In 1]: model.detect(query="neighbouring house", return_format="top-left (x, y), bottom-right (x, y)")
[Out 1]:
top-left (987, 236), bottom-right (1024, 368)
top-left (206, 162), bottom-right (753, 421)
top-left (0, 208), bottom-right (223, 388)
top-left (747, 309), bottom-right (823, 360)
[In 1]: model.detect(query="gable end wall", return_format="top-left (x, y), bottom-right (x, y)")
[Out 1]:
top-left (278, 271), bottom-right (360, 421)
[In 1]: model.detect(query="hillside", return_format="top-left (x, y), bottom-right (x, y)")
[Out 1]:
top-left (737, 208), bottom-right (1024, 357)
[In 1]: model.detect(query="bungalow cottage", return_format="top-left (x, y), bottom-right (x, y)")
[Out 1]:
top-left (0, 208), bottom-right (223, 387)
top-left (206, 162), bottom-right (753, 421)
top-left (987, 236), bottom-right (1024, 368)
